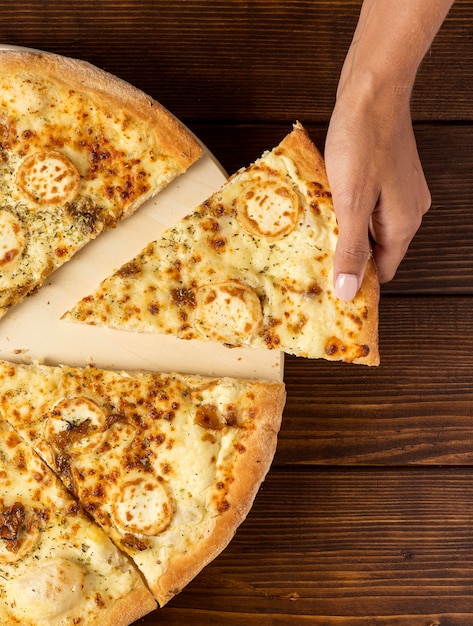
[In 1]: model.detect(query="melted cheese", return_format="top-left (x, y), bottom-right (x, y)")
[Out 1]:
top-left (193, 280), bottom-right (263, 344)
top-left (15, 150), bottom-right (81, 206)
top-left (0, 420), bottom-right (156, 624)
top-left (0, 208), bottom-right (25, 268)
top-left (0, 361), bottom-right (285, 606)
top-left (231, 173), bottom-right (300, 240)
top-left (10, 558), bottom-right (85, 620)
top-left (64, 132), bottom-right (378, 364)
top-left (0, 51), bottom-right (201, 319)
top-left (44, 396), bottom-right (108, 454)
top-left (0, 72), bottom-right (161, 216)
top-left (112, 478), bottom-right (173, 536)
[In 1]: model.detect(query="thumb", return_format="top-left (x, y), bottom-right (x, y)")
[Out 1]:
top-left (333, 212), bottom-right (372, 301)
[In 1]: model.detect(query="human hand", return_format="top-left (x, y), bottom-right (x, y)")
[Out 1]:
top-left (325, 86), bottom-right (431, 302)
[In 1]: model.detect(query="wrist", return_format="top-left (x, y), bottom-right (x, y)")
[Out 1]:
top-left (329, 55), bottom-right (415, 153)
top-left (335, 0), bottom-right (455, 110)
top-left (336, 43), bottom-right (416, 109)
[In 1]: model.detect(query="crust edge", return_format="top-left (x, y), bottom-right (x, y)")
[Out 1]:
top-left (0, 49), bottom-right (202, 177)
top-left (104, 586), bottom-right (157, 625)
top-left (152, 380), bottom-right (286, 606)
top-left (279, 122), bottom-right (380, 366)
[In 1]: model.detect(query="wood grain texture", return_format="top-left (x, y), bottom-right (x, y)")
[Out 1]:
top-left (279, 296), bottom-right (473, 465)
top-left (0, 0), bottom-right (471, 122)
top-left (138, 467), bottom-right (473, 625)
top-left (0, 0), bottom-right (472, 624)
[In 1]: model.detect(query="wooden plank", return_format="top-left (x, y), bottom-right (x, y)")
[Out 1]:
top-left (391, 123), bottom-right (473, 294)
top-left (413, 0), bottom-right (473, 121)
top-left (139, 615), bottom-right (473, 626)
top-left (135, 466), bottom-right (473, 624)
top-left (0, 0), bottom-right (471, 122)
top-left (0, 4), bottom-right (471, 626)
top-left (278, 295), bottom-right (473, 466)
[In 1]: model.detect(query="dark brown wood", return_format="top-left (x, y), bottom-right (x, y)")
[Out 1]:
top-left (0, 0), bottom-right (472, 624)
top-left (0, 1), bottom-right (471, 122)
top-left (279, 296), bottom-right (473, 466)
top-left (142, 467), bottom-right (473, 625)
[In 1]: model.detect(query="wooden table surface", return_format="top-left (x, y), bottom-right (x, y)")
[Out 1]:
top-left (2, 1), bottom-right (473, 624)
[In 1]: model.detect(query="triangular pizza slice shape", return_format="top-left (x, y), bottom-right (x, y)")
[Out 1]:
top-left (0, 49), bottom-right (201, 319)
top-left (63, 122), bottom-right (379, 365)
top-left (0, 359), bottom-right (285, 607)
top-left (0, 419), bottom-right (157, 625)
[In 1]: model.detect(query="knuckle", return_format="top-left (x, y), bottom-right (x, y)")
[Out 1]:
top-left (416, 177), bottom-right (431, 216)
top-left (334, 188), bottom-right (373, 218)
top-left (340, 244), bottom-right (371, 264)
top-left (407, 213), bottom-right (423, 238)
top-left (378, 266), bottom-right (397, 284)
top-left (421, 191), bottom-right (431, 216)
top-left (406, 192), bottom-right (430, 236)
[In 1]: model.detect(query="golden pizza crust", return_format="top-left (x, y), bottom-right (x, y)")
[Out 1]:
top-left (152, 380), bottom-right (285, 605)
top-left (277, 121), bottom-right (331, 189)
top-left (277, 122), bottom-right (380, 365)
top-left (102, 588), bottom-right (158, 626)
top-left (0, 360), bottom-right (286, 612)
top-left (0, 49), bottom-right (202, 190)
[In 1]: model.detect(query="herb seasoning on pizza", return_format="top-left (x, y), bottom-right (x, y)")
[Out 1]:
top-left (0, 420), bottom-right (157, 625)
top-left (0, 49), bottom-right (202, 319)
top-left (0, 359), bottom-right (286, 608)
top-left (64, 122), bottom-right (379, 365)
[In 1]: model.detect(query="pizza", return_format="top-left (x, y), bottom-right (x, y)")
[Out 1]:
top-left (0, 359), bottom-right (286, 616)
top-left (0, 48), bottom-right (378, 623)
top-left (0, 420), bottom-right (157, 625)
top-left (63, 122), bottom-right (380, 365)
top-left (0, 48), bottom-right (202, 320)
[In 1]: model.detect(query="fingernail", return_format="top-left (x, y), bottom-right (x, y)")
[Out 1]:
top-left (335, 273), bottom-right (359, 301)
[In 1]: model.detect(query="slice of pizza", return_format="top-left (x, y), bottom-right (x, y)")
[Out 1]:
top-left (0, 359), bottom-right (286, 607)
top-left (0, 419), bottom-right (157, 625)
top-left (0, 48), bottom-right (201, 319)
top-left (63, 122), bottom-right (380, 365)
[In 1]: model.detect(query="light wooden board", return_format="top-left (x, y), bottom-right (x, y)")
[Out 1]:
top-left (0, 45), bottom-right (283, 382)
